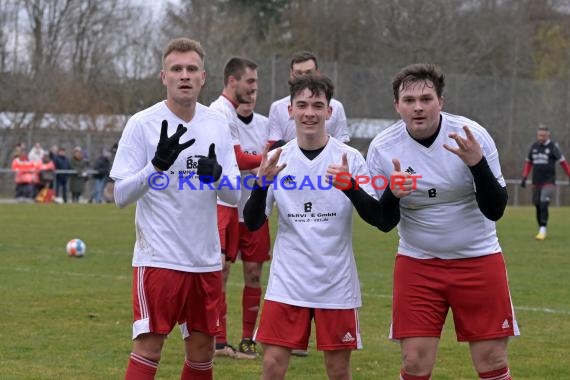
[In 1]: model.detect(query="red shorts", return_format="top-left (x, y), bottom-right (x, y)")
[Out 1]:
top-left (238, 220), bottom-right (270, 263)
top-left (132, 267), bottom-right (222, 340)
top-left (254, 300), bottom-right (362, 351)
top-left (390, 253), bottom-right (519, 342)
top-left (217, 205), bottom-right (239, 262)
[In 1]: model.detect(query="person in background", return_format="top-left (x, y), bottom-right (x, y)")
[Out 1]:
top-left (267, 51), bottom-right (350, 149)
top-left (28, 142), bottom-right (46, 162)
top-left (209, 56), bottom-right (262, 359)
top-left (90, 149), bottom-right (112, 204)
top-left (366, 63), bottom-right (517, 380)
top-left (520, 125), bottom-right (570, 240)
top-left (69, 147), bottom-right (89, 203)
top-left (11, 151), bottom-right (36, 202)
top-left (53, 147), bottom-right (71, 203)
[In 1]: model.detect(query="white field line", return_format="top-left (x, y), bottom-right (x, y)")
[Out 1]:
top-left (10, 267), bottom-right (570, 315)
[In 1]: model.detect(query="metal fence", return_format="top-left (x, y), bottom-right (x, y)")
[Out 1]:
top-left (2, 56), bottom-right (570, 190)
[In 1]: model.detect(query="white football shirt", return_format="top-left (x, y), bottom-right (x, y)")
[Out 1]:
top-left (110, 101), bottom-right (241, 272)
top-left (264, 137), bottom-right (374, 309)
top-left (268, 95), bottom-right (350, 143)
top-left (235, 112), bottom-right (269, 221)
top-left (367, 112), bottom-right (505, 259)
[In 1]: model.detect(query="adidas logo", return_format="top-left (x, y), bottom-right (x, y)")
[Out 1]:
top-left (502, 319), bottom-right (510, 329)
top-left (282, 175), bottom-right (296, 185)
top-left (341, 332), bottom-right (355, 343)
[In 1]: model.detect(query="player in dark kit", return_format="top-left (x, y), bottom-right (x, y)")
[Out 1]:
top-left (521, 125), bottom-right (570, 240)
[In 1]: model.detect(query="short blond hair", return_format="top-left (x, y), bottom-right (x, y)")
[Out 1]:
top-left (162, 38), bottom-right (205, 68)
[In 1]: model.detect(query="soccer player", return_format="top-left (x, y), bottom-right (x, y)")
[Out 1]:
top-left (243, 75), bottom-right (376, 380)
top-left (268, 51), bottom-right (350, 147)
top-left (110, 37), bottom-right (240, 380)
top-left (209, 57), bottom-right (264, 358)
top-left (366, 63), bottom-right (518, 380)
top-left (520, 125), bottom-right (570, 240)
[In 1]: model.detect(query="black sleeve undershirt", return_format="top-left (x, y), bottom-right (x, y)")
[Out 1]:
top-left (243, 187), bottom-right (269, 231)
top-left (469, 156), bottom-right (508, 221)
top-left (341, 179), bottom-right (400, 232)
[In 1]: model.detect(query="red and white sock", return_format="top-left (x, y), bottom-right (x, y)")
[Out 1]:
top-left (125, 352), bottom-right (158, 380)
top-left (216, 291), bottom-right (228, 346)
top-left (181, 359), bottom-right (213, 380)
top-left (479, 367), bottom-right (512, 380)
top-left (400, 369), bottom-right (431, 380)
top-left (242, 286), bottom-right (262, 339)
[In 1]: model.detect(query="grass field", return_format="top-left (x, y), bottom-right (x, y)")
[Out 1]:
top-left (0, 204), bottom-right (569, 379)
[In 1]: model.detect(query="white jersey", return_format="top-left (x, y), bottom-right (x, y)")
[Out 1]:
top-left (235, 112), bottom-right (269, 221)
top-left (268, 95), bottom-right (350, 143)
top-left (210, 95), bottom-right (242, 208)
top-left (264, 137), bottom-right (374, 309)
top-left (110, 101), bottom-right (240, 272)
top-left (367, 112), bottom-right (505, 260)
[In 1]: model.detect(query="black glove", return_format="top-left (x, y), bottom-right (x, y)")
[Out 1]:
top-left (269, 139), bottom-right (286, 151)
top-left (152, 120), bottom-right (195, 171)
top-left (197, 143), bottom-right (222, 183)
top-left (520, 177), bottom-right (527, 188)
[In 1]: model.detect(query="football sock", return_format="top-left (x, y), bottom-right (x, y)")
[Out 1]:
top-left (539, 226), bottom-right (546, 234)
top-left (181, 359), bottom-right (213, 380)
top-left (242, 286), bottom-right (262, 339)
top-left (216, 291), bottom-right (228, 345)
top-left (478, 367), bottom-right (512, 380)
top-left (400, 370), bottom-right (431, 380)
top-left (125, 352), bottom-right (158, 380)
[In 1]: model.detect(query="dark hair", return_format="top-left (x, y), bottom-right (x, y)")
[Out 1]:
top-left (290, 51), bottom-right (318, 70)
top-left (163, 38), bottom-right (205, 67)
top-left (537, 124), bottom-right (550, 132)
top-left (289, 74), bottom-right (334, 104)
top-left (223, 57), bottom-right (258, 86)
top-left (392, 63), bottom-right (445, 101)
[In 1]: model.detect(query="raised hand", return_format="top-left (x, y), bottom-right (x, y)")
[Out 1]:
top-left (390, 158), bottom-right (414, 198)
top-left (326, 152), bottom-right (352, 189)
top-left (152, 120), bottom-right (195, 171)
top-left (255, 143), bottom-right (287, 188)
top-left (443, 125), bottom-right (483, 167)
top-left (197, 143), bottom-right (222, 184)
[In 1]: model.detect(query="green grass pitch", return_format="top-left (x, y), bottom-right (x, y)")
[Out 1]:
top-left (0, 204), bottom-right (569, 379)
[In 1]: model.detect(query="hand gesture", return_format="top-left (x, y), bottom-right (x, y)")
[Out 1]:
top-left (152, 120), bottom-right (195, 171)
top-left (256, 143), bottom-right (286, 187)
top-left (326, 152), bottom-right (352, 189)
top-left (391, 158), bottom-right (414, 198)
top-left (197, 143), bottom-right (222, 184)
top-left (443, 125), bottom-right (483, 167)
top-left (521, 177), bottom-right (527, 188)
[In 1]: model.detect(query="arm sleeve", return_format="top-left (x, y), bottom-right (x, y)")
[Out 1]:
top-left (469, 156), bottom-right (508, 221)
top-left (243, 187), bottom-right (269, 231)
top-left (113, 163), bottom-right (156, 208)
top-left (234, 145), bottom-right (262, 170)
top-left (342, 178), bottom-right (400, 232)
top-left (522, 161), bottom-right (532, 178)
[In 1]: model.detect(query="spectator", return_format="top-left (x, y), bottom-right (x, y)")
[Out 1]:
top-left (53, 147), bottom-right (71, 203)
top-left (89, 149), bottom-right (112, 204)
top-left (28, 142), bottom-right (46, 162)
top-left (69, 147), bottom-right (89, 203)
top-left (11, 151), bottom-right (36, 202)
